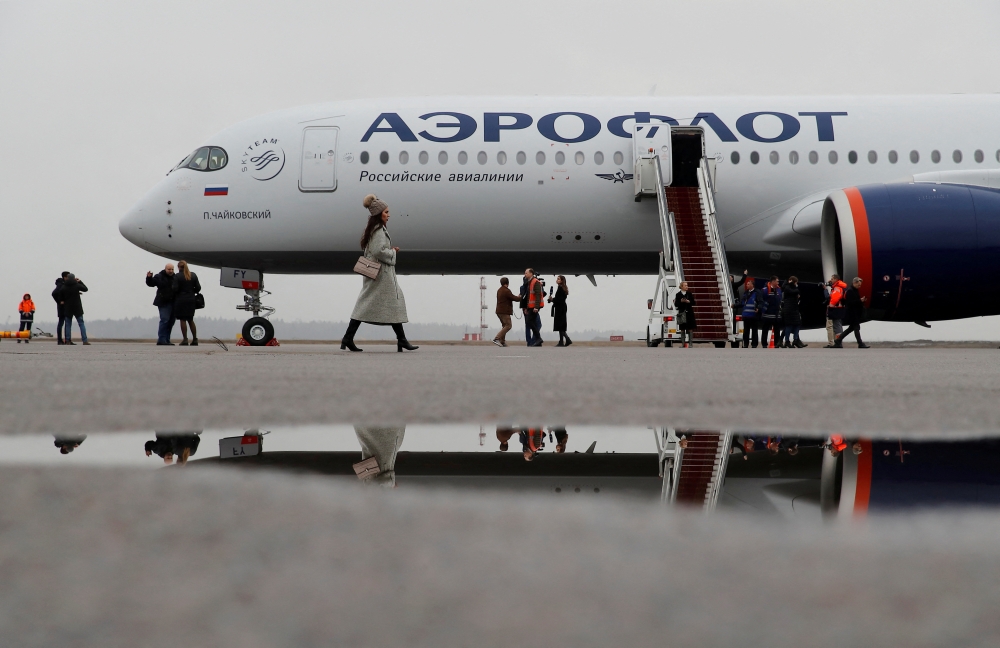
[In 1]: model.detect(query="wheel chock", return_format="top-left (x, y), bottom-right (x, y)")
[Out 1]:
top-left (234, 336), bottom-right (280, 347)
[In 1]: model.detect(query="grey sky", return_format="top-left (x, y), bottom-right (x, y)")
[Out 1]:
top-left (3, 0), bottom-right (1000, 340)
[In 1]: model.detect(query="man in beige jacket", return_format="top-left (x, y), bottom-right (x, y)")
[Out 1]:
top-left (493, 277), bottom-right (520, 347)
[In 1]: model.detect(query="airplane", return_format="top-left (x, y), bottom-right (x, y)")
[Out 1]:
top-left (119, 95), bottom-right (1000, 345)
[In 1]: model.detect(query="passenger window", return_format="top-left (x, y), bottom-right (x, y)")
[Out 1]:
top-left (788, 151), bottom-right (798, 164)
top-left (516, 151), bottom-right (527, 165)
top-left (868, 150), bottom-right (877, 164)
top-left (477, 151), bottom-right (487, 165)
top-left (848, 151), bottom-right (858, 164)
top-left (458, 151), bottom-right (468, 165)
top-left (750, 151), bottom-right (759, 164)
top-left (910, 150), bottom-right (920, 163)
top-left (418, 151), bottom-right (428, 165)
top-left (613, 151), bottom-right (624, 165)
top-left (730, 151), bottom-right (740, 164)
top-left (809, 151), bottom-right (818, 164)
top-left (555, 151), bottom-right (566, 165)
top-left (888, 150), bottom-right (898, 164)
top-left (438, 151), bottom-right (448, 164)
top-left (208, 147), bottom-right (228, 170)
top-left (360, 151), bottom-right (370, 164)
top-left (931, 150), bottom-right (941, 163)
top-left (498, 151), bottom-right (508, 165)
top-left (380, 151), bottom-right (389, 164)
top-left (953, 150), bottom-right (962, 163)
top-left (399, 151), bottom-right (409, 164)
top-left (575, 151), bottom-right (585, 165)
top-left (187, 147), bottom-right (211, 171)
top-left (594, 151), bottom-right (604, 165)
top-left (828, 151), bottom-right (838, 164)
top-left (536, 151), bottom-right (546, 165)
top-left (975, 149), bottom-right (984, 163)
top-left (769, 151), bottom-right (778, 164)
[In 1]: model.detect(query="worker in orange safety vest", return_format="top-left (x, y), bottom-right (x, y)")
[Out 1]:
top-left (17, 293), bottom-right (35, 343)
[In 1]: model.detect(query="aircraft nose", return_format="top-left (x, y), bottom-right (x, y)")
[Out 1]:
top-left (119, 204), bottom-right (145, 247)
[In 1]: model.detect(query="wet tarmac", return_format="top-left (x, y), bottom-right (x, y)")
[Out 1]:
top-left (3, 342), bottom-right (1000, 434)
top-left (5, 343), bottom-right (1000, 645)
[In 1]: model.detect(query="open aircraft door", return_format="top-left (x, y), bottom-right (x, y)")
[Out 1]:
top-left (299, 127), bottom-right (338, 192)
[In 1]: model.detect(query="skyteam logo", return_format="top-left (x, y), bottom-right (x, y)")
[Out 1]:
top-left (241, 138), bottom-right (285, 181)
top-left (596, 169), bottom-right (633, 183)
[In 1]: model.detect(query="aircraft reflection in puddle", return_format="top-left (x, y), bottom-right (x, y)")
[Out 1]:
top-left (18, 427), bottom-right (1000, 517)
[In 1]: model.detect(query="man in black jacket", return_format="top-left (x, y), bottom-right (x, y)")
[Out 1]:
top-left (59, 273), bottom-right (89, 345)
top-left (51, 271), bottom-right (69, 345)
top-left (834, 277), bottom-right (870, 348)
top-left (146, 263), bottom-right (176, 345)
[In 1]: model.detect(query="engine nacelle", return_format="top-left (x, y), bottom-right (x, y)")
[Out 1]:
top-left (821, 182), bottom-right (1000, 321)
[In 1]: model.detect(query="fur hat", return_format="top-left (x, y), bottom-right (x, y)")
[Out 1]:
top-left (363, 194), bottom-right (388, 217)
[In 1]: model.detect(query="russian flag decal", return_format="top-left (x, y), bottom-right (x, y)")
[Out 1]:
top-left (205, 185), bottom-right (228, 196)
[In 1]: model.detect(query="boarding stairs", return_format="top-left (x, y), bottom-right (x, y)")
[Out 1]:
top-left (655, 428), bottom-right (733, 510)
top-left (636, 125), bottom-right (737, 348)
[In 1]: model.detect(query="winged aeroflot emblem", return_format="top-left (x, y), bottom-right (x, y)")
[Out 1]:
top-left (595, 169), bottom-right (633, 183)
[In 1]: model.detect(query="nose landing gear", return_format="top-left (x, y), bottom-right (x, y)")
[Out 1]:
top-left (237, 288), bottom-right (276, 346)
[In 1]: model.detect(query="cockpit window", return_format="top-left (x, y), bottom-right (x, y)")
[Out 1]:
top-left (188, 147), bottom-right (211, 171)
top-left (209, 147), bottom-right (228, 170)
top-left (171, 146), bottom-right (228, 173)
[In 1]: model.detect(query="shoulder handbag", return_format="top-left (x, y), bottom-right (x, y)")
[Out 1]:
top-left (194, 293), bottom-right (205, 309)
top-left (677, 310), bottom-right (689, 326)
top-left (353, 239), bottom-right (381, 279)
top-left (353, 256), bottom-right (381, 279)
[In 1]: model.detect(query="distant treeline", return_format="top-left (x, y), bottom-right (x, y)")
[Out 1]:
top-left (2, 317), bottom-right (643, 342)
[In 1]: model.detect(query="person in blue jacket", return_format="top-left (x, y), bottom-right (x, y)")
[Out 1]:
top-left (740, 278), bottom-right (762, 348)
top-left (759, 276), bottom-right (782, 349)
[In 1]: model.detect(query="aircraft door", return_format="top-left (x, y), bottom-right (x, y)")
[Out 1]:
top-left (299, 127), bottom-right (338, 192)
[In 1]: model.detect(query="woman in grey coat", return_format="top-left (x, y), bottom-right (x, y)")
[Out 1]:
top-left (340, 194), bottom-right (419, 352)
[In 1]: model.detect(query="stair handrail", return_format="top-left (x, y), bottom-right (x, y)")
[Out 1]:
top-left (698, 159), bottom-right (734, 337)
top-left (667, 211), bottom-right (685, 284)
top-left (705, 431), bottom-right (733, 512)
top-left (653, 156), bottom-right (680, 274)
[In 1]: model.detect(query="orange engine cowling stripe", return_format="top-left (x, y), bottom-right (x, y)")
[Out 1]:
top-left (854, 439), bottom-right (873, 516)
top-left (844, 187), bottom-right (873, 303)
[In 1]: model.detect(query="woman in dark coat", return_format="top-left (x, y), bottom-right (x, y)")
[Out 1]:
top-left (551, 275), bottom-right (571, 347)
top-left (674, 281), bottom-right (696, 348)
top-left (779, 276), bottom-right (806, 348)
top-left (171, 260), bottom-right (201, 346)
top-left (834, 277), bottom-right (870, 348)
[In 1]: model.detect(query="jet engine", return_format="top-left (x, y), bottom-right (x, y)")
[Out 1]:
top-left (821, 181), bottom-right (1000, 322)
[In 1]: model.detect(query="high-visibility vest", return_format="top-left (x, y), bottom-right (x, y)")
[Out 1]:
top-left (527, 278), bottom-right (544, 309)
top-left (18, 299), bottom-right (35, 315)
top-left (829, 282), bottom-right (847, 307)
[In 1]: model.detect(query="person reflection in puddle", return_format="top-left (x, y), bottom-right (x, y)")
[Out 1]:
top-left (520, 428), bottom-right (544, 461)
top-left (354, 425), bottom-right (405, 487)
top-left (144, 432), bottom-right (201, 465)
top-left (54, 434), bottom-right (87, 455)
top-left (496, 426), bottom-right (517, 452)
top-left (553, 428), bottom-right (569, 453)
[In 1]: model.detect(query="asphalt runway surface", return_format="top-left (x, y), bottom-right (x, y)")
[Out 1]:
top-left (4, 341), bottom-right (1000, 646)
top-left (2, 340), bottom-right (1000, 435)
top-left (4, 466), bottom-right (1000, 648)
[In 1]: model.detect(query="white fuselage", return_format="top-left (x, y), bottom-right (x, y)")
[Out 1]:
top-left (119, 95), bottom-right (1000, 279)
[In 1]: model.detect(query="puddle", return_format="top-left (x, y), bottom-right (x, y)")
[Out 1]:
top-left (6, 425), bottom-right (1000, 517)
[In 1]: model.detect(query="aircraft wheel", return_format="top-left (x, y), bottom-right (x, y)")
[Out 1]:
top-left (714, 341), bottom-right (726, 348)
top-left (731, 341), bottom-right (740, 348)
top-left (242, 317), bottom-right (274, 346)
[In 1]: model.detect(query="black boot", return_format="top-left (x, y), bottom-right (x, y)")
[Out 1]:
top-left (393, 324), bottom-right (419, 352)
top-left (564, 335), bottom-right (572, 347)
top-left (340, 319), bottom-right (363, 352)
top-left (556, 333), bottom-right (565, 347)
